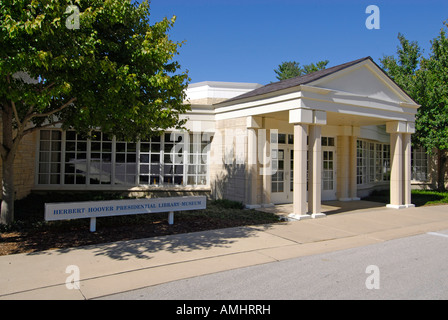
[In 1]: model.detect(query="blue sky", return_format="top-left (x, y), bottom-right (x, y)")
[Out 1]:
top-left (147, 0), bottom-right (448, 85)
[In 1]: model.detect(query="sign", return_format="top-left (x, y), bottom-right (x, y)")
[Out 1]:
top-left (45, 196), bottom-right (207, 232)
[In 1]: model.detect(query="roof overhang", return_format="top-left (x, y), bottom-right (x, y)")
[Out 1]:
top-left (213, 57), bottom-right (420, 125)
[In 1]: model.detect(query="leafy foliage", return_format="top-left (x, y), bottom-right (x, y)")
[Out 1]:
top-left (0, 0), bottom-right (190, 142)
top-left (274, 60), bottom-right (329, 81)
top-left (380, 23), bottom-right (448, 191)
top-left (0, 0), bottom-right (190, 223)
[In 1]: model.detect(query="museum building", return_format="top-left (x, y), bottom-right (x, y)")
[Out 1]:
top-left (4, 57), bottom-right (441, 217)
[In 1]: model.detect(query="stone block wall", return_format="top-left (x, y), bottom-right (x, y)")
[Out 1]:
top-left (0, 128), bottom-right (38, 200)
top-left (210, 117), bottom-right (249, 204)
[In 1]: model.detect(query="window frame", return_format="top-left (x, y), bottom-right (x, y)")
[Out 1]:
top-left (36, 129), bottom-right (211, 189)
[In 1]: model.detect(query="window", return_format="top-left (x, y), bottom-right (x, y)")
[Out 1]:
top-left (89, 131), bottom-right (112, 185)
top-left (38, 130), bottom-right (62, 184)
top-left (322, 150), bottom-right (334, 190)
top-left (368, 143), bottom-right (375, 183)
top-left (271, 149), bottom-right (284, 193)
top-left (412, 147), bottom-right (428, 181)
top-left (64, 131), bottom-right (87, 185)
top-left (375, 143), bottom-right (383, 182)
top-left (357, 140), bottom-right (367, 185)
top-left (321, 137), bottom-right (335, 147)
top-left (115, 140), bottom-right (137, 185)
top-left (356, 140), bottom-right (390, 185)
top-left (163, 132), bottom-right (184, 185)
top-left (139, 136), bottom-right (161, 185)
top-left (37, 129), bottom-right (211, 187)
top-left (382, 144), bottom-right (390, 181)
top-left (270, 132), bottom-right (286, 145)
top-left (187, 133), bottom-right (210, 186)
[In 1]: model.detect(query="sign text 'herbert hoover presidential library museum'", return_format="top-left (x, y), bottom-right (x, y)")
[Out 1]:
top-left (45, 196), bottom-right (207, 231)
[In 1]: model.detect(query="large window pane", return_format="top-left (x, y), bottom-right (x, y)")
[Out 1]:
top-left (38, 130), bottom-right (62, 185)
top-left (38, 129), bottom-right (211, 188)
top-left (64, 131), bottom-right (87, 185)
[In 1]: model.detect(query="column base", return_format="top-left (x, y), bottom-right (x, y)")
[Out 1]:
top-left (404, 204), bottom-right (416, 208)
top-left (287, 213), bottom-right (312, 221)
top-left (261, 203), bottom-right (275, 208)
top-left (311, 213), bottom-right (327, 219)
top-left (386, 204), bottom-right (407, 209)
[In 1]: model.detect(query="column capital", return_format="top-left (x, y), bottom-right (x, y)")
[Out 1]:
top-left (289, 108), bottom-right (313, 124)
top-left (313, 110), bottom-right (327, 126)
top-left (386, 121), bottom-right (415, 134)
top-left (289, 109), bottom-right (327, 125)
top-left (246, 116), bottom-right (262, 129)
top-left (337, 126), bottom-right (360, 137)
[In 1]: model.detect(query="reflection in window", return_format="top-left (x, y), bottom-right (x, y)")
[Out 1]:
top-left (89, 131), bottom-right (112, 185)
top-left (38, 129), bottom-right (211, 187)
top-left (64, 130), bottom-right (87, 185)
top-left (38, 130), bottom-right (62, 184)
top-left (412, 147), bottom-right (428, 181)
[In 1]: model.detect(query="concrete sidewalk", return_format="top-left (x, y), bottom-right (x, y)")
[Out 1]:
top-left (1, 203), bottom-right (447, 300)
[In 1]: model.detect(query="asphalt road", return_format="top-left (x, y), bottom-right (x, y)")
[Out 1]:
top-left (98, 229), bottom-right (448, 300)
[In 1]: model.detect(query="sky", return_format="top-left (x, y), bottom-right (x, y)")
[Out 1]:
top-left (146, 0), bottom-right (448, 86)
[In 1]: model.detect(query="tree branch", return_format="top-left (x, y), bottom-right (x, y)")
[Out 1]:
top-left (39, 82), bottom-right (55, 93)
top-left (22, 120), bottom-right (64, 136)
top-left (10, 100), bottom-right (22, 130)
top-left (23, 97), bottom-right (77, 123)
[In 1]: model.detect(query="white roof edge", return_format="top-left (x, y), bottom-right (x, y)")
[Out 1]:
top-left (187, 81), bottom-right (263, 90)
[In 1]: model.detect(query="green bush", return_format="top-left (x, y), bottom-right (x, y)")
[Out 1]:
top-left (210, 199), bottom-right (244, 209)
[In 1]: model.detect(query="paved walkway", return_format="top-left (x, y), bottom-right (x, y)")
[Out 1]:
top-left (0, 202), bottom-right (447, 300)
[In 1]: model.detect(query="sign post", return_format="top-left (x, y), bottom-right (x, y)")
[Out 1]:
top-left (45, 196), bottom-right (207, 232)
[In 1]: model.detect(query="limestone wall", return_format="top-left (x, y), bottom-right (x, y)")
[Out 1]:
top-left (0, 124), bottom-right (38, 200)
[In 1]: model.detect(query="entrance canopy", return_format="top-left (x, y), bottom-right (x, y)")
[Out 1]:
top-left (213, 57), bottom-right (420, 219)
top-left (215, 57), bottom-right (418, 125)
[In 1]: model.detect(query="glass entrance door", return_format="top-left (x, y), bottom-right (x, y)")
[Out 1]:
top-left (270, 136), bottom-right (337, 204)
top-left (321, 137), bottom-right (337, 200)
top-left (271, 147), bottom-right (292, 204)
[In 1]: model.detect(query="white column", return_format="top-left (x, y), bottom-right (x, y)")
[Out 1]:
top-left (288, 109), bottom-right (314, 220)
top-left (246, 128), bottom-right (259, 208)
top-left (308, 124), bottom-right (324, 218)
top-left (337, 135), bottom-right (350, 201)
top-left (289, 123), bottom-right (310, 219)
top-left (386, 121), bottom-right (415, 209)
top-left (262, 129), bottom-right (273, 207)
top-left (246, 116), bottom-right (261, 208)
top-left (403, 133), bottom-right (415, 208)
top-left (349, 134), bottom-right (360, 201)
top-left (388, 132), bottom-right (405, 208)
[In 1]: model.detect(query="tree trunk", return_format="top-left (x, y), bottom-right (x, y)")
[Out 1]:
top-left (0, 104), bottom-right (16, 225)
top-left (1, 154), bottom-right (15, 225)
top-left (437, 149), bottom-right (447, 192)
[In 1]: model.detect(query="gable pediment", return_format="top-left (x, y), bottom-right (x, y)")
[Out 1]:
top-left (309, 60), bottom-right (414, 104)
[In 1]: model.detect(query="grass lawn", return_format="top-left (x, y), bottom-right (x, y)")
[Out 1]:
top-left (363, 189), bottom-right (448, 207)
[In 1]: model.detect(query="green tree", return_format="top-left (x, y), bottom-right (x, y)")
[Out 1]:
top-left (0, 0), bottom-right (190, 224)
top-left (274, 60), bottom-right (329, 81)
top-left (380, 33), bottom-right (422, 98)
top-left (417, 23), bottom-right (448, 191)
top-left (381, 28), bottom-right (448, 191)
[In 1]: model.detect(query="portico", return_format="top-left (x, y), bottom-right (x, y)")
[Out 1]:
top-left (212, 57), bottom-right (419, 218)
